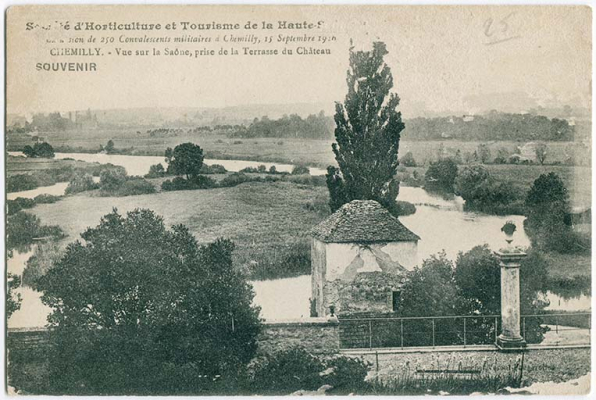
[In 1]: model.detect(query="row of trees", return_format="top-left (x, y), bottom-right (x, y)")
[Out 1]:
top-left (229, 112), bottom-right (335, 139)
top-left (23, 142), bottom-right (55, 158)
top-left (403, 113), bottom-right (575, 141)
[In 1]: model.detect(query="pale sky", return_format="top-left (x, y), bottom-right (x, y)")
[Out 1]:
top-left (6, 5), bottom-right (592, 115)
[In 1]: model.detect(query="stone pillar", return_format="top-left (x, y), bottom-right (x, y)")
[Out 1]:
top-left (495, 249), bottom-right (527, 351)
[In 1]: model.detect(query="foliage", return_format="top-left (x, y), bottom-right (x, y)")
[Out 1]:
top-left (425, 158), bottom-right (458, 192)
top-left (327, 42), bottom-right (404, 214)
top-left (249, 347), bottom-right (325, 394)
top-left (248, 348), bottom-right (370, 395)
top-left (104, 178), bottom-right (156, 197)
top-left (7, 174), bottom-right (41, 192)
top-left (161, 175), bottom-right (217, 191)
top-left (477, 143), bottom-right (492, 164)
top-left (36, 209), bottom-right (261, 394)
top-left (145, 163), bottom-right (166, 178)
top-left (231, 111), bottom-right (334, 139)
top-left (454, 245), bottom-right (548, 343)
top-left (535, 143), bottom-right (548, 165)
top-left (65, 173), bottom-right (98, 194)
top-left (23, 142), bottom-right (55, 158)
top-left (7, 197), bottom-right (36, 215)
top-left (291, 165), bottom-right (310, 175)
top-left (7, 273), bottom-right (22, 318)
top-left (23, 242), bottom-right (63, 288)
top-left (99, 168), bottom-right (128, 191)
top-left (398, 252), bottom-right (465, 318)
top-left (400, 151), bottom-right (417, 167)
top-left (455, 165), bottom-right (525, 215)
top-left (369, 353), bottom-right (524, 395)
top-left (6, 212), bottom-right (65, 252)
top-left (401, 113), bottom-right (574, 142)
top-left (200, 163), bottom-right (227, 174)
top-left (524, 173), bottom-right (584, 253)
top-left (244, 242), bottom-right (311, 280)
top-left (165, 143), bottom-right (205, 179)
top-left (34, 194), bottom-right (61, 204)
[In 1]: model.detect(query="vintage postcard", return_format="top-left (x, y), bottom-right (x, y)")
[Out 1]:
top-left (4, 4), bottom-right (592, 396)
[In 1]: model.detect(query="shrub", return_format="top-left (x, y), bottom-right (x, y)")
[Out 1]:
top-left (145, 163), bottom-right (166, 178)
top-left (324, 356), bottom-right (371, 393)
top-left (291, 165), bottom-right (310, 175)
top-left (161, 176), bottom-right (217, 191)
top-left (425, 158), bottom-right (458, 192)
top-left (111, 179), bottom-right (156, 196)
top-left (233, 140), bottom-right (243, 145)
top-left (65, 173), bottom-right (98, 194)
top-left (99, 168), bottom-right (128, 192)
top-left (6, 212), bottom-right (65, 252)
top-left (219, 173), bottom-right (260, 188)
top-left (249, 347), bottom-right (325, 394)
top-left (7, 174), bottom-right (41, 192)
top-left (400, 151), bottom-right (417, 167)
top-left (269, 165), bottom-right (277, 174)
top-left (200, 164), bottom-right (227, 174)
top-left (7, 197), bottom-right (36, 215)
top-left (34, 194), bottom-right (61, 204)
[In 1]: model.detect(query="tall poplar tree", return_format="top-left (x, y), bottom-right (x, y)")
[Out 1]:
top-left (326, 41), bottom-right (405, 214)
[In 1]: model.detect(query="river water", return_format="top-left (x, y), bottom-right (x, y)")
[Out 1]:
top-left (6, 152), bottom-right (590, 325)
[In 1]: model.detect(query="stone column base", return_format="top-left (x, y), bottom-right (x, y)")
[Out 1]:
top-left (496, 334), bottom-right (527, 352)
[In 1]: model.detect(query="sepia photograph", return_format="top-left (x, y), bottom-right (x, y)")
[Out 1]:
top-left (4, 3), bottom-right (593, 396)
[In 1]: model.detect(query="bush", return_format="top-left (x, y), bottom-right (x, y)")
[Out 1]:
top-left (249, 347), bottom-right (325, 394)
top-left (400, 151), bottom-right (417, 167)
top-left (34, 194), bottom-right (61, 204)
top-left (109, 179), bottom-right (156, 196)
top-left (219, 173), bottom-right (260, 188)
top-left (248, 348), bottom-right (370, 395)
top-left (23, 142), bottom-right (55, 158)
top-left (291, 165), bottom-right (310, 175)
top-left (6, 212), bottom-right (65, 252)
top-left (7, 197), bottom-right (36, 215)
top-left (145, 163), bottom-right (166, 178)
top-left (7, 174), bottom-right (41, 192)
top-left (65, 173), bottom-right (98, 194)
top-left (425, 158), bottom-right (458, 192)
top-left (99, 168), bottom-right (128, 192)
top-left (200, 164), bottom-right (227, 174)
top-left (161, 176), bottom-right (217, 192)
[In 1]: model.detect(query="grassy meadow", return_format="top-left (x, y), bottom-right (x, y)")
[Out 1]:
top-left (28, 181), bottom-right (330, 279)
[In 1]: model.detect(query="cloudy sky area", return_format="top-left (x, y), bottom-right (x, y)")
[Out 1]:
top-left (7, 5), bottom-right (591, 116)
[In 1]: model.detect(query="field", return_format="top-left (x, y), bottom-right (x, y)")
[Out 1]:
top-left (28, 181), bottom-right (330, 278)
top-left (6, 155), bottom-right (103, 177)
top-left (7, 129), bottom-right (588, 166)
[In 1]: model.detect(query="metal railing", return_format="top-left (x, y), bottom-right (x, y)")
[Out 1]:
top-left (339, 312), bottom-right (591, 350)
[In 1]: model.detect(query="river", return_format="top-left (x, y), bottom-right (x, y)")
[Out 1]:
top-left (6, 152), bottom-right (591, 325)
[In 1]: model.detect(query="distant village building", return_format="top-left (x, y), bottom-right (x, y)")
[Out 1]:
top-left (310, 200), bottom-right (420, 317)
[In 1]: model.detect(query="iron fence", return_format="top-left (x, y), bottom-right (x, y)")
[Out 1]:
top-left (339, 312), bottom-right (591, 350)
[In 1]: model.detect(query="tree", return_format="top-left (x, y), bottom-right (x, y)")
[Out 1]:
top-left (326, 42), bottom-right (404, 215)
top-left (454, 245), bottom-right (548, 343)
top-left (291, 165), bottom-right (310, 175)
top-left (454, 165), bottom-right (491, 204)
top-left (400, 151), bottom-right (417, 167)
top-left (398, 252), bottom-right (465, 318)
top-left (7, 273), bottom-right (22, 318)
top-left (477, 144), bottom-right (491, 164)
top-left (166, 143), bottom-right (204, 180)
top-left (65, 173), bottom-right (98, 194)
top-left (105, 139), bottom-right (115, 154)
top-left (535, 143), bottom-right (547, 165)
top-left (99, 168), bottom-right (127, 192)
top-left (36, 209), bottom-right (261, 394)
top-left (22, 142), bottom-right (55, 158)
top-left (424, 158), bottom-right (458, 192)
